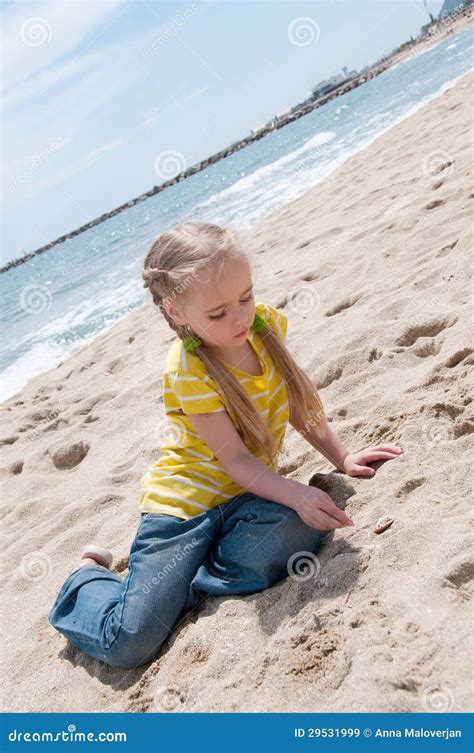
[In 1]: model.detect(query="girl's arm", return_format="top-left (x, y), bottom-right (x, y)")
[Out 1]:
top-left (187, 410), bottom-right (353, 529)
top-left (289, 402), bottom-right (404, 477)
top-left (289, 406), bottom-right (348, 471)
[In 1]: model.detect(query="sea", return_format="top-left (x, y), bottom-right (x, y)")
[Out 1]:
top-left (1, 25), bottom-right (472, 402)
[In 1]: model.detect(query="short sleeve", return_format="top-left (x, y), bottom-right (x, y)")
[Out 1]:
top-left (164, 369), bottom-right (227, 415)
top-left (255, 302), bottom-right (288, 342)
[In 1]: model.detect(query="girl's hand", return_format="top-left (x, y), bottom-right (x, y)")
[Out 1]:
top-left (294, 486), bottom-right (353, 530)
top-left (342, 444), bottom-right (404, 477)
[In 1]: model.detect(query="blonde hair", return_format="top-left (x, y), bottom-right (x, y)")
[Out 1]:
top-left (142, 221), bottom-right (326, 466)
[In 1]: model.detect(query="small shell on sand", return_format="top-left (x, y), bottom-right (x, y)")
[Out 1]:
top-left (374, 516), bottom-right (394, 534)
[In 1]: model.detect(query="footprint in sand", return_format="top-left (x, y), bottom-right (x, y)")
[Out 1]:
top-left (89, 493), bottom-right (125, 512)
top-left (105, 358), bottom-right (123, 374)
top-left (440, 550), bottom-right (474, 602)
top-left (47, 440), bottom-right (90, 470)
top-left (454, 416), bottom-right (474, 438)
top-left (325, 294), bottom-right (362, 317)
top-left (435, 239), bottom-right (459, 257)
top-left (431, 159), bottom-right (453, 176)
top-left (31, 387), bottom-right (53, 404)
top-left (0, 436), bottom-right (18, 447)
top-left (443, 555), bottom-right (474, 590)
top-left (395, 477), bottom-right (426, 500)
top-left (424, 198), bottom-right (446, 211)
top-left (395, 316), bottom-right (457, 348)
top-left (316, 364), bottom-right (343, 389)
top-left (108, 471), bottom-right (137, 487)
top-left (83, 414), bottom-right (99, 424)
top-left (443, 348), bottom-right (473, 368)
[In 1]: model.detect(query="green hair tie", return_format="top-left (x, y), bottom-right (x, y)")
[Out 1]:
top-left (251, 312), bottom-right (268, 333)
top-left (183, 334), bottom-right (202, 352)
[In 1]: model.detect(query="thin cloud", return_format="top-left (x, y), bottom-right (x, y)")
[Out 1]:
top-left (32, 137), bottom-right (127, 192)
top-left (1, 0), bottom-right (127, 93)
top-left (2, 47), bottom-right (107, 111)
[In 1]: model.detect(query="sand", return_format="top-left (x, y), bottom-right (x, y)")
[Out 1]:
top-left (1, 69), bottom-right (473, 714)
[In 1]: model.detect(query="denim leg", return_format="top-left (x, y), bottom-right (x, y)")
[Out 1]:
top-left (48, 510), bottom-right (221, 669)
top-left (189, 494), bottom-right (325, 598)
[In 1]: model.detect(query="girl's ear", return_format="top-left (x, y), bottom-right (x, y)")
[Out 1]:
top-left (162, 297), bottom-right (187, 326)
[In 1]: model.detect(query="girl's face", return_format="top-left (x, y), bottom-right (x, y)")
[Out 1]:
top-left (169, 257), bottom-right (256, 352)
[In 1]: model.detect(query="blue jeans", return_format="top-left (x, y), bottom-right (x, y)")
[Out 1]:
top-left (48, 491), bottom-right (325, 669)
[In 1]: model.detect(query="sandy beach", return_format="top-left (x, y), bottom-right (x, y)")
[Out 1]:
top-left (1, 68), bottom-right (473, 714)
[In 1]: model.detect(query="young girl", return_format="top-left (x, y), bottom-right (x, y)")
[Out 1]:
top-left (49, 221), bottom-right (403, 669)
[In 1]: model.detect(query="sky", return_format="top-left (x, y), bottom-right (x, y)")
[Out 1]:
top-left (1, 0), bottom-right (445, 266)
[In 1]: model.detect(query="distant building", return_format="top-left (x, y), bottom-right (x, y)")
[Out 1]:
top-left (341, 66), bottom-right (358, 78)
top-left (310, 66), bottom-right (359, 100)
top-left (311, 72), bottom-right (346, 99)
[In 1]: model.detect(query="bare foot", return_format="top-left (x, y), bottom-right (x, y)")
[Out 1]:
top-left (73, 556), bottom-right (101, 569)
top-left (81, 556), bottom-right (99, 566)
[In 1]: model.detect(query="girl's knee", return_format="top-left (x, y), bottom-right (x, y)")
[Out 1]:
top-left (245, 499), bottom-right (324, 552)
top-left (101, 628), bottom-right (168, 669)
top-left (281, 509), bottom-right (325, 551)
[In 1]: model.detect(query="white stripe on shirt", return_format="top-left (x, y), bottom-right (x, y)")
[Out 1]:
top-left (140, 487), bottom-right (212, 510)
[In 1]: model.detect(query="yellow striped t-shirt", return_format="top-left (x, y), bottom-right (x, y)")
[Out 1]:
top-left (138, 302), bottom-right (289, 520)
